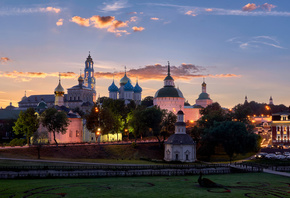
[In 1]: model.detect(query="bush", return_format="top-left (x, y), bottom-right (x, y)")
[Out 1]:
top-left (9, 138), bottom-right (26, 146)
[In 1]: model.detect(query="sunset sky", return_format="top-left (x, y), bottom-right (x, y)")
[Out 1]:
top-left (1, 0), bottom-right (290, 109)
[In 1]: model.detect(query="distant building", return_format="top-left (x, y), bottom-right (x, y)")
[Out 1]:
top-left (164, 110), bottom-right (196, 162)
top-left (271, 112), bottom-right (290, 146)
top-left (195, 79), bottom-right (213, 108)
top-left (108, 68), bottom-right (142, 105)
top-left (18, 54), bottom-right (95, 111)
top-left (269, 96), bottom-right (274, 105)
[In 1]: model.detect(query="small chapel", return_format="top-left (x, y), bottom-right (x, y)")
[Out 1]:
top-left (164, 110), bottom-right (196, 162)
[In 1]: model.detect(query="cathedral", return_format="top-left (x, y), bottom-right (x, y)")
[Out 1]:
top-left (153, 62), bottom-right (213, 122)
top-left (108, 68), bottom-right (142, 105)
top-left (19, 53), bottom-right (96, 112)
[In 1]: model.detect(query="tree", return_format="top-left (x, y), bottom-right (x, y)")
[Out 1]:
top-left (13, 108), bottom-right (39, 145)
top-left (207, 121), bottom-right (260, 161)
top-left (40, 108), bottom-right (69, 146)
top-left (142, 106), bottom-right (164, 145)
top-left (141, 96), bottom-right (153, 107)
top-left (128, 107), bottom-right (148, 142)
top-left (160, 111), bottom-right (177, 141)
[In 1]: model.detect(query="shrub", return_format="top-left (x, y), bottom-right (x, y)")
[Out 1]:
top-left (9, 138), bottom-right (26, 146)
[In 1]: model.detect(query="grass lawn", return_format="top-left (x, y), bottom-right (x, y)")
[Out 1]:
top-left (1, 173), bottom-right (289, 198)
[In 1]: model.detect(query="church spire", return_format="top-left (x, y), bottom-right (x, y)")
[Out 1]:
top-left (167, 61), bottom-right (170, 76)
top-left (163, 61), bottom-right (174, 87)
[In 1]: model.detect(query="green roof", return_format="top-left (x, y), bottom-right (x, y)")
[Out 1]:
top-left (197, 92), bottom-right (210, 100)
top-left (164, 75), bottom-right (174, 81)
top-left (154, 86), bottom-right (184, 98)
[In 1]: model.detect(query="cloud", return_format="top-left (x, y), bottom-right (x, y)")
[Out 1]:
top-left (150, 17), bottom-right (159, 20)
top-left (0, 71), bottom-right (77, 82)
top-left (128, 11), bottom-right (137, 15)
top-left (94, 63), bottom-right (238, 81)
top-left (70, 16), bottom-right (90, 27)
top-left (0, 57), bottom-right (10, 63)
top-left (40, 6), bottom-right (61, 13)
top-left (147, 3), bottom-right (288, 17)
top-left (205, 8), bottom-right (213, 12)
top-left (242, 3), bottom-right (258, 11)
top-left (0, 6), bottom-right (61, 16)
top-left (56, 18), bottom-right (63, 26)
top-left (101, 0), bottom-right (128, 12)
top-left (228, 36), bottom-right (285, 49)
top-left (132, 26), bottom-right (144, 32)
top-left (261, 3), bottom-right (276, 11)
top-left (242, 3), bottom-right (276, 12)
top-left (130, 16), bottom-right (138, 22)
top-left (185, 10), bottom-right (197, 16)
top-left (70, 15), bottom-right (130, 36)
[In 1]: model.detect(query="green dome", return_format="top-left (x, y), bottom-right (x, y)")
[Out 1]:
top-left (154, 86), bottom-right (184, 98)
top-left (37, 101), bottom-right (47, 109)
top-left (164, 75), bottom-right (174, 81)
top-left (198, 92), bottom-right (210, 100)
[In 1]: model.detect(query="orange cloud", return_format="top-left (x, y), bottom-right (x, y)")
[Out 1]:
top-left (261, 3), bottom-right (276, 11)
top-left (56, 18), bottom-right (63, 26)
top-left (71, 15), bottom-right (130, 36)
top-left (185, 10), bottom-right (197, 16)
top-left (205, 8), bottom-right (213, 12)
top-left (151, 17), bottom-right (159, 20)
top-left (132, 26), bottom-right (144, 32)
top-left (128, 12), bottom-right (137, 15)
top-left (94, 63), bottom-right (239, 81)
top-left (70, 16), bottom-right (90, 27)
top-left (40, 7), bottom-right (61, 13)
top-left (0, 71), bottom-right (77, 82)
top-left (242, 3), bottom-right (258, 11)
top-left (0, 57), bottom-right (10, 63)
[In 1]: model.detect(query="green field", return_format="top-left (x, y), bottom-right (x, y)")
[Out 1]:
top-left (1, 173), bottom-right (289, 198)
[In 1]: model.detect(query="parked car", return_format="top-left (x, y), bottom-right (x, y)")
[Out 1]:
top-left (283, 152), bottom-right (290, 156)
top-left (265, 154), bottom-right (276, 159)
top-left (276, 155), bottom-right (286, 160)
top-left (255, 152), bottom-right (268, 159)
top-left (275, 152), bottom-right (282, 155)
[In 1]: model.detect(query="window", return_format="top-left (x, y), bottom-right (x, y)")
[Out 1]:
top-left (175, 154), bottom-right (178, 161)
top-left (69, 130), bottom-right (72, 137)
top-left (76, 130), bottom-right (79, 137)
top-left (186, 155), bottom-right (189, 160)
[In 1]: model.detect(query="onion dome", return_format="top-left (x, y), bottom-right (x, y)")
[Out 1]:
top-left (55, 81), bottom-right (64, 93)
top-left (177, 110), bottom-right (184, 115)
top-left (133, 82), bottom-right (142, 93)
top-left (197, 92), bottom-right (210, 100)
top-left (124, 81), bottom-right (134, 91)
top-left (120, 73), bottom-right (131, 86)
top-left (78, 75), bottom-right (84, 83)
top-left (108, 80), bottom-right (119, 92)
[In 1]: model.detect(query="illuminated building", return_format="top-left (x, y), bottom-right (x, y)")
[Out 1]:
top-left (195, 79), bottom-right (213, 108)
top-left (108, 68), bottom-right (142, 105)
top-left (164, 110), bottom-right (196, 162)
top-left (271, 112), bottom-right (290, 145)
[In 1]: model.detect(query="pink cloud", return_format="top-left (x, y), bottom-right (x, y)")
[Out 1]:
top-left (40, 7), bottom-right (61, 13)
top-left (242, 3), bottom-right (258, 11)
top-left (56, 19), bottom-right (63, 26)
top-left (132, 26), bottom-right (144, 32)
top-left (0, 57), bottom-right (10, 63)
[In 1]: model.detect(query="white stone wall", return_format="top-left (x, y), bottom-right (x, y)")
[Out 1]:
top-left (164, 144), bottom-right (196, 162)
top-left (153, 97), bottom-right (184, 114)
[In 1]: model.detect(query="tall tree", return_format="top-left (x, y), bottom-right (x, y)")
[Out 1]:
top-left (160, 111), bottom-right (177, 141)
top-left (128, 107), bottom-right (148, 141)
top-left (40, 108), bottom-right (69, 146)
top-left (141, 96), bottom-right (153, 107)
top-left (13, 108), bottom-right (39, 145)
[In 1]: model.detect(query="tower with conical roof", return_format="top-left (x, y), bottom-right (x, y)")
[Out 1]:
top-left (269, 96), bottom-right (274, 105)
top-left (195, 78), bottom-right (212, 108)
top-left (54, 73), bottom-right (65, 106)
top-left (84, 52), bottom-right (96, 101)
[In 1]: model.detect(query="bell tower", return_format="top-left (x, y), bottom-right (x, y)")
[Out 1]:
top-left (84, 52), bottom-right (96, 101)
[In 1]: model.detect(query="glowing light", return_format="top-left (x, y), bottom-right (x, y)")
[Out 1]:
top-left (124, 129), bottom-right (128, 132)
top-left (265, 105), bottom-right (270, 111)
top-left (251, 120), bottom-right (256, 123)
top-left (190, 120), bottom-right (194, 123)
top-left (95, 107), bottom-right (99, 112)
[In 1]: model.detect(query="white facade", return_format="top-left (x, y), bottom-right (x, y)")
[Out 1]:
top-left (164, 110), bottom-right (196, 162)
